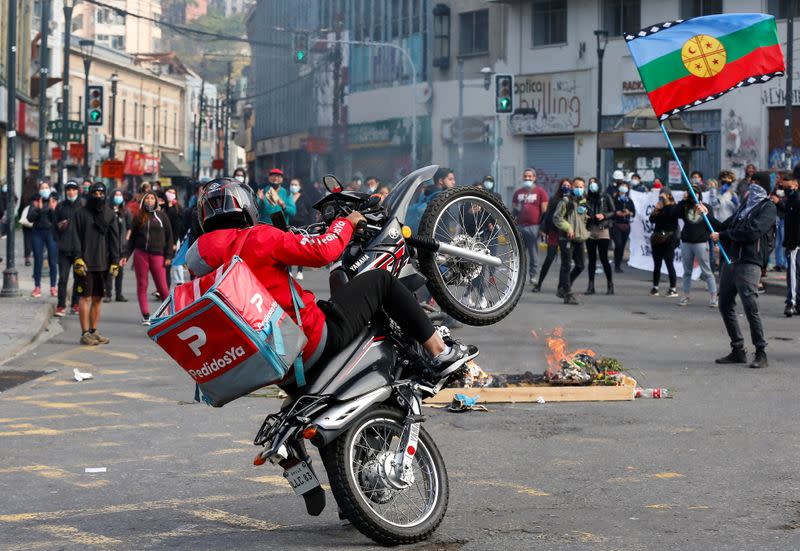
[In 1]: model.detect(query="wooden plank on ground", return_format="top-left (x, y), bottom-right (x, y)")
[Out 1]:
top-left (424, 385), bottom-right (635, 405)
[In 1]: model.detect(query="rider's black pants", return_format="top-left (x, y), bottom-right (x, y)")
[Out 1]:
top-left (318, 270), bottom-right (437, 360)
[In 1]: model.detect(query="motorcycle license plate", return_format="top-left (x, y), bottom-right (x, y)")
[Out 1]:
top-left (283, 461), bottom-right (320, 496)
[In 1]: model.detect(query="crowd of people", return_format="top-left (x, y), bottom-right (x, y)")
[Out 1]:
top-left (0, 160), bottom-right (795, 369)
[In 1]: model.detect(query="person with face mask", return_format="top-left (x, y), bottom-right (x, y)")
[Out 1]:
top-left (708, 173), bottom-right (777, 369)
top-left (104, 189), bottom-right (132, 303)
top-left (27, 183), bottom-right (59, 298)
top-left (54, 181), bottom-right (83, 315)
top-left (630, 173), bottom-right (647, 193)
top-left (611, 179), bottom-right (636, 273)
top-left (480, 175), bottom-right (502, 202)
top-left (512, 168), bottom-right (549, 287)
top-left (532, 179), bottom-right (570, 293)
top-left (288, 178), bottom-right (317, 280)
top-left (257, 168), bottom-right (296, 225)
top-left (363, 177), bottom-right (380, 195)
top-left (585, 178), bottom-right (616, 295)
top-left (161, 188), bottom-right (184, 289)
top-left (670, 184), bottom-right (718, 307)
top-left (736, 163), bottom-right (757, 201)
top-left (771, 175), bottom-right (788, 273)
top-left (232, 168), bottom-right (247, 184)
top-left (128, 191), bottom-right (173, 325)
top-left (648, 188), bottom-right (680, 297)
top-left (17, 176), bottom-right (39, 266)
top-left (552, 178), bottom-right (589, 305)
top-left (69, 183), bottom-right (121, 345)
top-left (778, 169), bottom-right (800, 317)
top-left (689, 171), bottom-right (705, 191)
top-left (709, 170), bottom-right (740, 223)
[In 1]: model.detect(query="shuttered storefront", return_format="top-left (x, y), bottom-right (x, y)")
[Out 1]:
top-left (524, 136), bottom-right (575, 194)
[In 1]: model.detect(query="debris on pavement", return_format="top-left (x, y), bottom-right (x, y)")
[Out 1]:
top-left (73, 368), bottom-right (93, 382)
top-left (84, 467), bottom-right (107, 473)
top-left (447, 394), bottom-right (488, 413)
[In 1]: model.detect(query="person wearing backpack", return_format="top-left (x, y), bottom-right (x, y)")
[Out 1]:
top-left (532, 178), bottom-right (570, 293)
top-left (585, 178), bottom-right (615, 295)
top-left (553, 177), bottom-right (589, 305)
top-left (707, 173), bottom-right (777, 369)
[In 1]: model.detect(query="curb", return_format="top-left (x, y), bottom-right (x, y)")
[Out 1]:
top-left (0, 301), bottom-right (56, 366)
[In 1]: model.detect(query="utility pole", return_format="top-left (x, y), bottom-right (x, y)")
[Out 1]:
top-left (786, 1), bottom-right (795, 170)
top-left (215, 96), bottom-right (221, 176)
top-left (109, 73), bottom-right (118, 159)
top-left (194, 76), bottom-right (206, 181)
top-left (2, 0), bottom-right (21, 297)
top-left (223, 60), bottom-right (232, 175)
top-left (59, 0), bottom-right (74, 190)
top-left (456, 58), bottom-right (464, 184)
top-left (38, 0), bottom-right (51, 182)
top-left (331, 18), bottom-right (344, 177)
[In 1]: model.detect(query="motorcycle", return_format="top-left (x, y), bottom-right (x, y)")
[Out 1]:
top-left (252, 165), bottom-right (525, 544)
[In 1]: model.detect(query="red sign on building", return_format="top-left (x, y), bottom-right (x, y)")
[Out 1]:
top-left (124, 150), bottom-right (145, 176)
top-left (102, 160), bottom-right (125, 179)
top-left (69, 143), bottom-right (85, 160)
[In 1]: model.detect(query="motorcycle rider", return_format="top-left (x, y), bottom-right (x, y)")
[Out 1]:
top-left (186, 178), bottom-right (477, 386)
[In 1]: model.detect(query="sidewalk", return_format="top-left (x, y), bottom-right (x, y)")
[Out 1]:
top-left (0, 230), bottom-right (56, 363)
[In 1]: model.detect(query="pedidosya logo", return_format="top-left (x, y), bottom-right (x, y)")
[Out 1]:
top-left (187, 346), bottom-right (247, 380)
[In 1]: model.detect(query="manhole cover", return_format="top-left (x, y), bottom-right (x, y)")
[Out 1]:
top-left (0, 370), bottom-right (48, 393)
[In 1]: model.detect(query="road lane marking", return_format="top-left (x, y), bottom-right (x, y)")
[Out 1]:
top-left (85, 348), bottom-right (140, 360)
top-left (112, 392), bottom-right (172, 403)
top-left (35, 524), bottom-right (121, 546)
top-left (0, 465), bottom-right (108, 488)
top-left (207, 448), bottom-right (250, 456)
top-left (184, 507), bottom-right (282, 531)
top-left (0, 492), bottom-right (278, 522)
top-left (0, 422), bottom-right (172, 437)
top-left (0, 414), bottom-right (77, 423)
top-left (3, 400), bottom-right (120, 417)
top-left (652, 472), bottom-right (684, 479)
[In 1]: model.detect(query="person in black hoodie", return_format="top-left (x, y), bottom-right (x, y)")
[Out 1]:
top-left (648, 187), bottom-right (680, 297)
top-left (27, 182), bottom-right (59, 298)
top-left (70, 182), bottom-right (120, 345)
top-left (54, 181), bottom-right (82, 316)
top-left (288, 178), bottom-right (318, 281)
top-left (105, 189), bottom-right (131, 303)
top-left (709, 173), bottom-right (777, 369)
top-left (778, 169), bottom-right (800, 317)
top-left (585, 178), bottom-right (616, 295)
top-left (128, 191), bottom-right (173, 325)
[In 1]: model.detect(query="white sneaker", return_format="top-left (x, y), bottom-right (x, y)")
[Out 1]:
top-left (296, 271), bottom-right (304, 281)
top-left (709, 295), bottom-right (719, 308)
top-left (678, 296), bottom-right (690, 307)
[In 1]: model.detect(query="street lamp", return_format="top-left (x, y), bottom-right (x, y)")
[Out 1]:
top-left (2, 0), bottom-right (20, 297)
top-left (109, 73), bottom-right (119, 161)
top-left (79, 38), bottom-right (95, 178)
top-left (594, 29), bottom-right (609, 181)
top-left (58, 0), bottom-right (75, 191)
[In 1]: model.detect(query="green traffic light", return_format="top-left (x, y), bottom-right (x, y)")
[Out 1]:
top-left (89, 110), bottom-right (101, 122)
top-left (500, 98), bottom-right (510, 109)
top-left (296, 51), bottom-right (306, 61)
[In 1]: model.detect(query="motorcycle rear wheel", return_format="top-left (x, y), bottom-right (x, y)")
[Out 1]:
top-left (321, 407), bottom-right (449, 545)
top-left (417, 186), bottom-right (526, 325)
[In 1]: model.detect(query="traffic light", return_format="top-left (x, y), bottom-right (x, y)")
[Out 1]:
top-left (293, 32), bottom-right (309, 64)
top-left (495, 75), bottom-right (513, 114)
top-left (87, 85), bottom-right (104, 126)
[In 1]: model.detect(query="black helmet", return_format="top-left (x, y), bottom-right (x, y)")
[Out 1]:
top-left (198, 177), bottom-right (259, 232)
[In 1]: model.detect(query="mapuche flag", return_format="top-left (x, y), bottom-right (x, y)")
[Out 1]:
top-left (626, 13), bottom-right (785, 121)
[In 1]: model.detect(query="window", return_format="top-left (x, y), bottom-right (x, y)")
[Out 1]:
top-left (459, 9), bottom-right (489, 56)
top-left (532, 0), bottom-right (567, 47)
top-left (122, 99), bottom-right (126, 138)
top-left (768, 0), bottom-right (800, 18)
top-left (141, 104), bottom-right (146, 139)
top-left (134, 102), bottom-right (138, 139)
top-left (111, 35), bottom-right (125, 50)
top-left (71, 14), bottom-right (83, 32)
top-left (680, 0), bottom-right (722, 17)
top-left (604, 0), bottom-right (640, 36)
top-left (96, 8), bottom-right (125, 24)
top-left (96, 34), bottom-right (109, 44)
top-left (173, 112), bottom-right (177, 146)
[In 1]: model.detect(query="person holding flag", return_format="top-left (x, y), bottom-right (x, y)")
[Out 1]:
top-left (626, 12), bottom-right (785, 367)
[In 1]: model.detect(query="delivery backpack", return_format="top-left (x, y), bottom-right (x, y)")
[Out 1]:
top-left (147, 254), bottom-right (307, 407)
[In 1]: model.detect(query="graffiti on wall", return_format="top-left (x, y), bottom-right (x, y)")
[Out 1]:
top-left (723, 109), bottom-right (759, 173)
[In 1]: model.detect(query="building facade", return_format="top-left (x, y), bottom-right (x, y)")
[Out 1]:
top-left (72, 0), bottom-right (162, 54)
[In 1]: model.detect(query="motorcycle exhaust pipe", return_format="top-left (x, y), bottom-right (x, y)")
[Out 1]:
top-left (407, 236), bottom-right (502, 267)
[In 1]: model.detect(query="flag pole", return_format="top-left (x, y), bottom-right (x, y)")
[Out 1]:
top-left (659, 122), bottom-right (731, 265)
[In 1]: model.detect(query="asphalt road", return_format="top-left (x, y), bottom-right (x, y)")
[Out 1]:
top-left (1, 266), bottom-right (799, 551)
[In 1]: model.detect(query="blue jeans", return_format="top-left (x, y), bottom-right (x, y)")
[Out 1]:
top-left (32, 229), bottom-right (58, 288)
top-left (520, 225), bottom-right (540, 279)
top-left (775, 218), bottom-right (786, 268)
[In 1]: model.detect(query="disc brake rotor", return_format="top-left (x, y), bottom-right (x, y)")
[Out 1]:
top-left (437, 234), bottom-right (489, 286)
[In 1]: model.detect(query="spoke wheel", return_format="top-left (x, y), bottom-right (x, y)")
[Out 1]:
top-left (417, 186), bottom-right (526, 325)
top-left (322, 407), bottom-right (449, 545)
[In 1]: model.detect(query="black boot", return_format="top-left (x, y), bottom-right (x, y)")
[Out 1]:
top-left (715, 347), bottom-right (747, 364)
top-left (606, 281), bottom-right (615, 295)
top-left (586, 280), bottom-right (595, 295)
top-left (749, 348), bottom-right (768, 369)
top-left (556, 287), bottom-right (565, 299)
top-left (563, 293), bottom-right (579, 305)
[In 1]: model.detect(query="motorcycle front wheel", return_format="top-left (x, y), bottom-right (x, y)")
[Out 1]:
top-left (321, 407), bottom-right (449, 546)
top-left (417, 186), bottom-right (526, 325)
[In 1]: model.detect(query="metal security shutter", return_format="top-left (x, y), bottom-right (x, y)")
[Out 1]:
top-left (524, 136), bottom-right (575, 194)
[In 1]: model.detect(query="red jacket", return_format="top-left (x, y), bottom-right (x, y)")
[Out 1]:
top-left (189, 218), bottom-right (355, 361)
